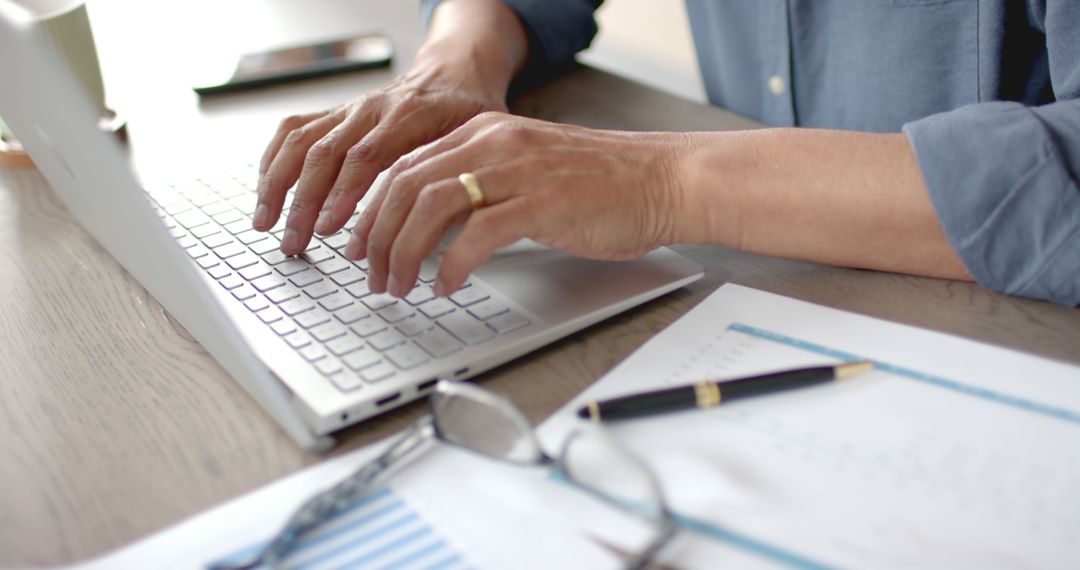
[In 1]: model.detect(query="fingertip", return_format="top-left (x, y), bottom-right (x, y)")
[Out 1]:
top-left (343, 237), bottom-right (364, 260)
top-left (253, 203), bottom-right (271, 230)
top-left (314, 209), bottom-right (334, 236)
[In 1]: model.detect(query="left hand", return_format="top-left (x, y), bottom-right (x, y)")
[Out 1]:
top-left (345, 112), bottom-right (691, 298)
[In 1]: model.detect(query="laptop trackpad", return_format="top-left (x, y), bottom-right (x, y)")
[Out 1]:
top-left (473, 240), bottom-right (695, 323)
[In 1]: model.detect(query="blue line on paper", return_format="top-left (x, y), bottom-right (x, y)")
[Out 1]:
top-left (729, 322), bottom-right (1080, 425)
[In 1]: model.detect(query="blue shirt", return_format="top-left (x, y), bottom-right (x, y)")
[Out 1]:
top-left (422, 0), bottom-right (1080, 306)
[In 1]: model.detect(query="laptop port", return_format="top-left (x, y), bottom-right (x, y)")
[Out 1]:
top-left (417, 379), bottom-right (438, 392)
top-left (376, 392), bottom-right (401, 407)
top-left (454, 367), bottom-right (469, 377)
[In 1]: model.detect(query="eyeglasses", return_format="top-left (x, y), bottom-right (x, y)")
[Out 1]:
top-left (210, 380), bottom-right (677, 570)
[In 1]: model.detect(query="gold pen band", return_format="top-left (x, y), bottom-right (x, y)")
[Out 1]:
top-left (694, 381), bottom-right (722, 408)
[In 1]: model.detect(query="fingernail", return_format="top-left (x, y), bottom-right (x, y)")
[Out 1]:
top-left (344, 238), bottom-right (363, 259)
top-left (315, 209), bottom-right (333, 235)
top-left (387, 274), bottom-right (401, 297)
top-left (253, 203), bottom-right (269, 229)
top-left (281, 228), bottom-right (300, 254)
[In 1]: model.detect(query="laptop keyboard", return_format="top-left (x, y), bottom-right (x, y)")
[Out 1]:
top-left (144, 167), bottom-right (530, 392)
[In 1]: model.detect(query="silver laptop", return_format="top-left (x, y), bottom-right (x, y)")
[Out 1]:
top-left (0, 4), bottom-right (703, 451)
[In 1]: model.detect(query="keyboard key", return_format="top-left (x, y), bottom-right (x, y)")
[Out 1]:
top-left (218, 274), bottom-right (244, 290)
top-left (250, 237), bottom-right (281, 255)
top-left (299, 344), bottom-right (327, 362)
top-left (310, 321), bottom-right (347, 343)
top-left (257, 307), bottom-right (284, 324)
top-left (486, 311), bottom-right (530, 334)
top-left (414, 327), bottom-right (463, 358)
top-left (404, 286), bottom-right (435, 306)
top-left (303, 280), bottom-right (337, 299)
top-left (267, 286), bottom-right (300, 304)
top-left (318, 292), bottom-right (353, 312)
top-left (280, 298), bottom-right (315, 316)
top-left (176, 235), bottom-right (199, 249)
top-left (283, 331), bottom-right (312, 349)
top-left (261, 250), bottom-right (291, 266)
top-left (362, 294), bottom-right (397, 311)
top-left (315, 258), bottom-right (350, 275)
top-left (186, 245), bottom-right (210, 259)
top-left (175, 210), bottom-right (210, 229)
top-left (276, 259), bottom-right (310, 276)
top-left (244, 296), bottom-right (269, 312)
top-left (468, 299), bottom-right (510, 321)
top-left (213, 242), bottom-right (246, 259)
top-left (289, 271), bottom-right (323, 288)
top-left (351, 318), bottom-right (387, 337)
top-left (231, 284), bottom-right (257, 302)
top-left (239, 263), bottom-right (271, 281)
top-left (207, 265), bottom-right (232, 280)
top-left (342, 349), bottom-right (381, 371)
top-left (235, 229), bottom-right (268, 245)
top-left (169, 226), bottom-right (188, 239)
top-left (212, 210), bottom-right (244, 226)
top-left (251, 274), bottom-right (285, 292)
top-left (419, 298), bottom-right (456, 319)
top-left (395, 316), bottom-right (433, 337)
top-left (437, 312), bottom-right (494, 346)
top-left (196, 255), bottom-right (220, 270)
top-left (223, 218), bottom-right (252, 234)
top-left (296, 311), bottom-right (330, 329)
top-left (314, 358), bottom-right (342, 376)
top-left (378, 302), bottom-right (416, 323)
top-left (226, 253), bottom-right (259, 270)
top-left (201, 200), bottom-right (233, 217)
top-left (188, 193), bottom-right (219, 208)
top-left (163, 202), bottom-right (192, 216)
top-left (323, 232), bottom-right (350, 250)
top-left (384, 342), bottom-right (430, 370)
top-left (191, 224), bottom-right (221, 239)
top-left (368, 329), bottom-right (406, 351)
top-left (418, 258), bottom-right (439, 282)
top-left (360, 362), bottom-right (397, 383)
top-left (330, 268), bottom-right (364, 287)
top-left (270, 319), bottom-right (296, 336)
top-left (345, 281), bottom-right (372, 299)
top-left (334, 305), bottom-right (371, 325)
top-left (326, 333), bottom-right (364, 356)
top-left (450, 287), bottom-right (490, 307)
top-left (203, 233), bottom-right (234, 249)
top-left (329, 371), bottom-right (364, 392)
top-left (301, 246), bottom-right (334, 264)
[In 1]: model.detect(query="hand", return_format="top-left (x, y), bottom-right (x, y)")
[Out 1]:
top-left (253, 63), bottom-right (509, 255)
top-left (345, 112), bottom-right (690, 298)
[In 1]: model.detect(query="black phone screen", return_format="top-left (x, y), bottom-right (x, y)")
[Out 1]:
top-left (194, 34), bottom-right (393, 94)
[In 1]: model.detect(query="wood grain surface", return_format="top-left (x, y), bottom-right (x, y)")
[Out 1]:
top-left (2, 1), bottom-right (1078, 567)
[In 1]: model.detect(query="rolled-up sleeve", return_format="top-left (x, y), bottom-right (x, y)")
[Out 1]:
top-left (901, 0), bottom-right (1080, 306)
top-left (421, 0), bottom-right (602, 66)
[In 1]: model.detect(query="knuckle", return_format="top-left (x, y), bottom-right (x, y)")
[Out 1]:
top-left (344, 141), bottom-right (378, 168)
top-left (288, 195), bottom-right (316, 214)
top-left (278, 114), bottom-right (308, 132)
top-left (305, 139), bottom-right (336, 164)
top-left (415, 182), bottom-right (452, 211)
top-left (282, 127), bottom-right (309, 149)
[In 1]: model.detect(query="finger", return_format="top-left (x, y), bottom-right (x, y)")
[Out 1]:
top-left (384, 178), bottom-right (474, 297)
top-left (434, 198), bottom-right (536, 296)
top-left (254, 111), bottom-right (344, 232)
top-left (259, 111), bottom-right (328, 176)
top-left (281, 110), bottom-right (379, 254)
top-left (364, 146), bottom-right (513, 294)
top-left (316, 105), bottom-right (459, 237)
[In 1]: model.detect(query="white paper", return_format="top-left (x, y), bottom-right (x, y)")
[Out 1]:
top-left (539, 284), bottom-right (1080, 569)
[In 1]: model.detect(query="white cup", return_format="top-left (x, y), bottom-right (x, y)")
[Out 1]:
top-left (1, 0), bottom-right (115, 155)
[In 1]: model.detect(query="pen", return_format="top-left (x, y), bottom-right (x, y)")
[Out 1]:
top-left (577, 361), bottom-right (875, 421)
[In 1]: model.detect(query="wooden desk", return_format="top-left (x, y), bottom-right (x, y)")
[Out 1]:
top-left (2, 1), bottom-right (1078, 566)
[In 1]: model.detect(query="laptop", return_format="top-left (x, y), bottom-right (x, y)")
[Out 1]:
top-left (0, 3), bottom-right (703, 451)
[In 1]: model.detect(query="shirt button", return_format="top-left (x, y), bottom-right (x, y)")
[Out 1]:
top-left (768, 75), bottom-right (786, 96)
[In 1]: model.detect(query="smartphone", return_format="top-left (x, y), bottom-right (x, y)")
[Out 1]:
top-left (193, 34), bottom-right (393, 95)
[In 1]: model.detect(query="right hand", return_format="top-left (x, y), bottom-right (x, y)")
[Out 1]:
top-left (253, 63), bottom-right (510, 255)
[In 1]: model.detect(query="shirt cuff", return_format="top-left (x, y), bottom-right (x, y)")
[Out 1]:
top-left (903, 101), bottom-right (1080, 306)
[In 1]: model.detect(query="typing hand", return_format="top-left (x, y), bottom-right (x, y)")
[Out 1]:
top-left (345, 113), bottom-right (689, 298)
top-left (253, 64), bottom-right (508, 256)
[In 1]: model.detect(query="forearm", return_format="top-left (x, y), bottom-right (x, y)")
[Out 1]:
top-left (418, 0), bottom-right (529, 102)
top-left (674, 129), bottom-right (972, 281)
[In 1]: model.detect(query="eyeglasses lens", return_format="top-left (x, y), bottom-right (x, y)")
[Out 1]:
top-left (431, 387), bottom-right (543, 464)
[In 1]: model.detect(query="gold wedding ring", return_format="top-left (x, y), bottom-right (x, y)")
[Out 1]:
top-left (458, 172), bottom-right (486, 210)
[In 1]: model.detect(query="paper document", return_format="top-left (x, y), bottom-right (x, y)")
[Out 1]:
top-left (540, 284), bottom-right (1080, 569)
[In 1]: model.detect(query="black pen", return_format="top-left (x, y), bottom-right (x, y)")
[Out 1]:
top-left (577, 361), bottom-right (875, 421)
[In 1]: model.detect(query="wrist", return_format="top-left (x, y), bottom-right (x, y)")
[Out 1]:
top-left (669, 131), bottom-right (755, 249)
